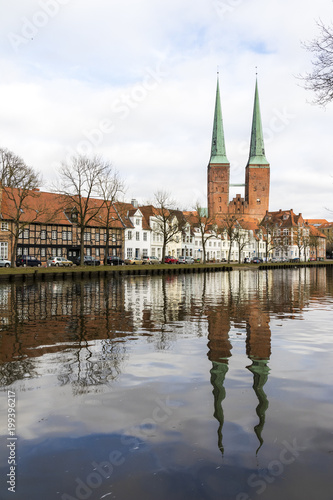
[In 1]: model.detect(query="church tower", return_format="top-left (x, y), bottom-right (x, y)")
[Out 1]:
top-left (245, 79), bottom-right (270, 219)
top-left (207, 76), bottom-right (230, 218)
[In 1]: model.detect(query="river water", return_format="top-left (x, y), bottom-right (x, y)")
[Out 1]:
top-left (0, 267), bottom-right (333, 500)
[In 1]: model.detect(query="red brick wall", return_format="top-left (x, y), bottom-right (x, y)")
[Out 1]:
top-left (207, 163), bottom-right (230, 217)
top-left (245, 165), bottom-right (270, 220)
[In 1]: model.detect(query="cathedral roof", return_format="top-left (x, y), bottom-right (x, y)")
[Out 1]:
top-left (209, 75), bottom-right (229, 164)
top-left (247, 79), bottom-right (269, 167)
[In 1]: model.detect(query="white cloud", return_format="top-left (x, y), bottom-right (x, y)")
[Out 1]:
top-left (0, 0), bottom-right (333, 218)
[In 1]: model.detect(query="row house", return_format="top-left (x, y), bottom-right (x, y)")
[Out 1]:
top-left (261, 209), bottom-right (326, 261)
top-left (0, 183), bottom-right (326, 264)
top-left (116, 201), bottom-right (151, 259)
top-left (317, 221), bottom-right (333, 258)
top-left (186, 213), bottom-right (263, 263)
top-left (139, 205), bottom-right (184, 260)
top-left (0, 186), bottom-right (125, 264)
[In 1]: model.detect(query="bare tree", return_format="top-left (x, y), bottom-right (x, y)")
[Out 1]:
top-left (232, 222), bottom-right (249, 264)
top-left (191, 201), bottom-right (217, 264)
top-left (56, 155), bottom-right (110, 265)
top-left (96, 168), bottom-right (125, 265)
top-left (260, 218), bottom-right (278, 262)
top-left (309, 232), bottom-right (321, 260)
top-left (0, 148), bottom-right (43, 267)
top-left (300, 20), bottom-right (333, 106)
top-left (294, 227), bottom-right (306, 261)
top-left (153, 191), bottom-right (182, 263)
top-left (217, 214), bottom-right (238, 263)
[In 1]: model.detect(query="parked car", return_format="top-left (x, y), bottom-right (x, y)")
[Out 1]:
top-left (185, 257), bottom-right (195, 264)
top-left (0, 257), bottom-right (11, 267)
top-left (47, 256), bottom-right (74, 267)
top-left (142, 256), bottom-right (161, 265)
top-left (290, 257), bottom-right (300, 262)
top-left (164, 256), bottom-right (178, 264)
top-left (177, 256), bottom-right (195, 264)
top-left (72, 256), bottom-right (100, 266)
top-left (107, 256), bottom-right (124, 266)
top-left (124, 257), bottom-right (144, 265)
top-left (251, 257), bottom-right (262, 264)
top-left (16, 255), bottom-right (42, 267)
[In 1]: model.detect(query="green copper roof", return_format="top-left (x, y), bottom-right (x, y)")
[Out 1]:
top-left (210, 76), bottom-right (229, 164)
top-left (247, 79), bottom-right (269, 166)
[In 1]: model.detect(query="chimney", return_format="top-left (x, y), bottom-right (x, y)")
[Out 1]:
top-left (131, 199), bottom-right (138, 208)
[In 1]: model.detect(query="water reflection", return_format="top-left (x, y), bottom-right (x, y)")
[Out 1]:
top-left (0, 267), bottom-right (332, 444)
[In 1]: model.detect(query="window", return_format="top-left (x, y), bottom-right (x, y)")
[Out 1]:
top-left (67, 231), bottom-right (72, 241)
top-left (23, 229), bottom-right (29, 239)
top-left (95, 248), bottom-right (100, 257)
top-left (128, 231), bottom-right (132, 240)
top-left (57, 248), bottom-right (62, 256)
top-left (41, 248), bottom-right (46, 257)
top-left (136, 232), bottom-right (140, 241)
top-left (41, 230), bottom-right (46, 240)
top-left (84, 232), bottom-right (91, 241)
top-left (52, 230), bottom-right (57, 240)
top-left (62, 231), bottom-right (67, 241)
top-left (143, 232), bottom-right (147, 241)
top-left (135, 219), bottom-right (140, 226)
top-left (0, 242), bottom-right (8, 258)
top-left (112, 233), bottom-right (116, 242)
top-left (1, 222), bottom-right (8, 231)
top-left (95, 232), bottom-right (100, 242)
top-left (143, 249), bottom-right (148, 257)
top-left (23, 247), bottom-right (28, 255)
top-left (17, 247), bottom-right (22, 255)
top-left (86, 247), bottom-right (91, 256)
top-left (52, 248), bottom-right (56, 256)
top-left (127, 248), bottom-right (133, 258)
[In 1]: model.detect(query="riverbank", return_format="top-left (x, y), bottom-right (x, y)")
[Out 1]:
top-left (0, 260), bottom-right (332, 283)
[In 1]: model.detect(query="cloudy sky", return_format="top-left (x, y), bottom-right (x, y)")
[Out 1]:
top-left (1, 0), bottom-right (333, 218)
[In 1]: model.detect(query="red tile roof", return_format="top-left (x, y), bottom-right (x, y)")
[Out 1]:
top-left (1, 187), bottom-right (125, 228)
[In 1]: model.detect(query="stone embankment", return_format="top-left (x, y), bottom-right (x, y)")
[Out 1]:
top-left (0, 261), bottom-right (332, 284)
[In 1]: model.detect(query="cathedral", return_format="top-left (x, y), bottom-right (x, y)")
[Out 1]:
top-left (207, 77), bottom-right (270, 223)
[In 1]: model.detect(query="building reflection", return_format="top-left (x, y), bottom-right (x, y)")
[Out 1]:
top-left (0, 266), bottom-right (330, 445)
top-left (207, 272), bottom-right (272, 455)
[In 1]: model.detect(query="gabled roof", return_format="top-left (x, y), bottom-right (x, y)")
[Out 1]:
top-left (307, 224), bottom-right (326, 238)
top-left (305, 219), bottom-right (329, 227)
top-left (263, 209), bottom-right (304, 228)
top-left (114, 202), bottom-right (151, 230)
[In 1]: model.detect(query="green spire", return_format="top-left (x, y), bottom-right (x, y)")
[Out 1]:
top-left (247, 359), bottom-right (270, 454)
top-left (210, 75), bottom-right (229, 164)
top-left (248, 79), bottom-right (269, 166)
